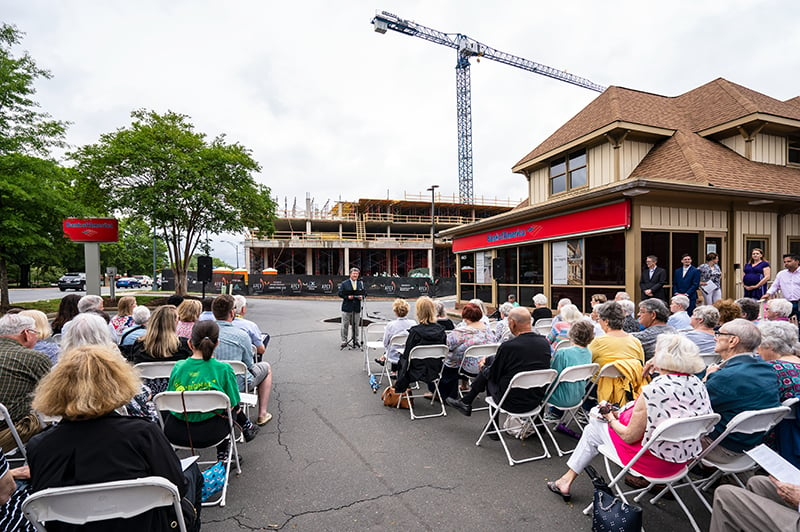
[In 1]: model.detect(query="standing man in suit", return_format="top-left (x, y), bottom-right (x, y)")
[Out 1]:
top-left (639, 255), bottom-right (667, 302)
top-left (338, 267), bottom-right (365, 348)
top-left (673, 253), bottom-right (701, 314)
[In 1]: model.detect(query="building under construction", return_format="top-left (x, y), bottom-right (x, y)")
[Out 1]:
top-left (244, 193), bottom-right (517, 278)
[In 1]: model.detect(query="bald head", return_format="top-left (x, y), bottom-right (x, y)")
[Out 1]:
top-left (508, 307), bottom-right (532, 335)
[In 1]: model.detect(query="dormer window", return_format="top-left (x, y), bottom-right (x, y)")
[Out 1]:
top-left (789, 139), bottom-right (800, 166)
top-left (550, 149), bottom-right (587, 195)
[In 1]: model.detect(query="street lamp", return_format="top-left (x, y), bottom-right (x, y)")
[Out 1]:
top-left (427, 185), bottom-right (439, 295)
top-left (221, 240), bottom-right (240, 269)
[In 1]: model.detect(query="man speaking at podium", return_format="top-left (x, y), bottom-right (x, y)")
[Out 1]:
top-left (339, 267), bottom-right (365, 348)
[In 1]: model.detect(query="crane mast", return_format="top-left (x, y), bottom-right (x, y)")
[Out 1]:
top-left (372, 10), bottom-right (605, 203)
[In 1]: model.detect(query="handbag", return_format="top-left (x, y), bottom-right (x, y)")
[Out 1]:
top-left (381, 386), bottom-right (412, 409)
top-left (201, 460), bottom-right (227, 502)
top-left (585, 465), bottom-right (642, 532)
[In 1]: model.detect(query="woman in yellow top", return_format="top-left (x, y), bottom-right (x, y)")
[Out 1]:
top-left (589, 301), bottom-right (645, 367)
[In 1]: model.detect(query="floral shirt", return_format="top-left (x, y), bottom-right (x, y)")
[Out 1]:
top-left (771, 360), bottom-right (800, 401)
top-left (110, 314), bottom-right (134, 335)
top-left (445, 326), bottom-right (495, 372)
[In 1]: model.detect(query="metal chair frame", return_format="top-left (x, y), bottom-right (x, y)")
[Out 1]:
top-left (537, 363), bottom-right (600, 456)
top-left (399, 345), bottom-right (448, 420)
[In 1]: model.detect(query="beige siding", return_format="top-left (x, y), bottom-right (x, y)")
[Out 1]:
top-left (752, 133), bottom-right (787, 165)
top-left (733, 211), bottom-right (779, 274)
top-left (529, 166), bottom-right (549, 206)
top-left (588, 144), bottom-right (613, 187)
top-left (784, 213), bottom-right (800, 236)
top-left (720, 135), bottom-right (746, 157)
top-left (640, 206), bottom-right (728, 230)
top-left (621, 140), bottom-right (653, 179)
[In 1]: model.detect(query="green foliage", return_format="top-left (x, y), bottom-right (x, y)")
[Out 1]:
top-left (100, 217), bottom-right (169, 275)
top-left (71, 109), bottom-right (276, 294)
top-left (187, 254), bottom-right (231, 270)
top-left (0, 23), bottom-right (68, 156)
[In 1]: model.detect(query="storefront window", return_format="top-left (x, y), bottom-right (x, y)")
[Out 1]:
top-left (642, 232), bottom-right (670, 274)
top-left (519, 244), bottom-right (544, 284)
top-left (585, 233), bottom-right (625, 285)
top-left (460, 253), bottom-right (474, 284)
top-left (496, 248), bottom-right (518, 284)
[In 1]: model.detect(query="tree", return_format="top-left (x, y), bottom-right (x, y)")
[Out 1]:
top-left (72, 109), bottom-right (276, 295)
top-left (100, 217), bottom-right (169, 276)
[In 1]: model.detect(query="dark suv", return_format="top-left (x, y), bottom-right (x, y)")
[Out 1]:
top-left (58, 272), bottom-right (86, 291)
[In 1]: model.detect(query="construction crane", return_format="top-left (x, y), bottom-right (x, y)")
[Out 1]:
top-left (371, 11), bottom-right (606, 203)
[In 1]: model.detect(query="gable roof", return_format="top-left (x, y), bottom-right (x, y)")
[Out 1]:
top-left (513, 77), bottom-right (800, 196)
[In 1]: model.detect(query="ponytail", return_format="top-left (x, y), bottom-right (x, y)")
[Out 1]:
top-left (197, 336), bottom-right (216, 361)
top-left (190, 321), bottom-right (220, 362)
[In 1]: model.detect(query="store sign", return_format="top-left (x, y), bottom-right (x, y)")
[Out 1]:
top-left (62, 218), bottom-right (119, 242)
top-left (452, 201), bottom-right (630, 253)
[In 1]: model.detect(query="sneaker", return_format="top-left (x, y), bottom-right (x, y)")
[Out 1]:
top-left (445, 396), bottom-right (472, 417)
top-left (340, 342), bottom-right (348, 348)
top-left (543, 412), bottom-right (562, 423)
top-left (242, 422), bottom-right (260, 442)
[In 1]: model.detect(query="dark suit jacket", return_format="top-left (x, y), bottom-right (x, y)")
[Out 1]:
top-left (639, 266), bottom-right (667, 301)
top-left (338, 279), bottom-right (364, 313)
top-left (673, 266), bottom-right (701, 301)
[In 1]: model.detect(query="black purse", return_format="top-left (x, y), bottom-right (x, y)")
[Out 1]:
top-left (585, 466), bottom-right (642, 532)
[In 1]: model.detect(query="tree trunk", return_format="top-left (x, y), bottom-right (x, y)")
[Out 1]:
top-left (0, 257), bottom-right (9, 313)
top-left (174, 266), bottom-right (188, 296)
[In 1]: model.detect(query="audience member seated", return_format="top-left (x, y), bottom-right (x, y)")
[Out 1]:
top-left (614, 291), bottom-right (631, 301)
top-left (713, 298), bottom-right (742, 326)
top-left (198, 297), bottom-right (215, 321)
top-left (633, 298), bottom-right (677, 360)
top-left (434, 301), bottom-right (455, 331)
top-left (758, 320), bottom-right (800, 467)
top-left (213, 295), bottom-right (273, 426)
top-left (492, 302), bottom-right (515, 343)
top-left (27, 345), bottom-right (201, 531)
top-left (667, 294), bottom-right (692, 330)
top-left (547, 334), bottom-right (712, 501)
top-left (394, 297), bottom-right (447, 394)
top-left (506, 294), bottom-right (520, 307)
top-left (552, 298), bottom-right (573, 324)
top-left (0, 451), bottom-right (33, 531)
top-left (764, 298), bottom-right (793, 322)
top-left (546, 319), bottom-right (594, 418)
top-left (166, 294), bottom-right (184, 307)
top-left (61, 294), bottom-right (119, 343)
top-left (49, 293), bottom-right (80, 335)
top-left (376, 299), bottom-right (416, 368)
top-left (0, 314), bottom-right (51, 453)
top-left (176, 299), bottom-right (202, 338)
top-left (702, 318), bottom-right (781, 462)
top-left (547, 304), bottom-right (582, 348)
top-left (129, 305), bottom-right (192, 395)
top-left (736, 297), bottom-right (761, 323)
top-left (681, 305), bottom-right (719, 353)
top-left (119, 305), bottom-right (150, 351)
top-left (588, 302), bottom-right (645, 405)
top-left (233, 295), bottom-right (268, 360)
top-left (446, 307), bottom-right (551, 431)
top-left (110, 295), bottom-right (137, 335)
top-left (618, 299), bottom-right (640, 333)
top-left (468, 299), bottom-right (491, 327)
top-left (18, 309), bottom-right (60, 364)
top-left (166, 320), bottom-right (259, 460)
top-left (710, 475), bottom-right (800, 532)
top-left (531, 293), bottom-right (552, 323)
top-left (440, 303), bottom-right (496, 400)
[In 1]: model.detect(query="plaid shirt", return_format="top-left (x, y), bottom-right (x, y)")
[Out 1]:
top-left (0, 337), bottom-right (52, 421)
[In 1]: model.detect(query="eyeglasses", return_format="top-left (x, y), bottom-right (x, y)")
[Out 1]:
top-left (714, 331), bottom-right (737, 338)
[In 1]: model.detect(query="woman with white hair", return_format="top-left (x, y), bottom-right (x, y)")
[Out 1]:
top-left (667, 294), bottom-right (692, 330)
top-left (618, 299), bottom-right (640, 333)
top-left (531, 293), bottom-right (552, 323)
top-left (682, 305), bottom-right (719, 353)
top-left (60, 313), bottom-right (117, 354)
top-left (547, 304), bottom-right (582, 348)
top-left (547, 334), bottom-right (713, 500)
top-left (764, 298), bottom-right (793, 322)
top-left (493, 302), bottom-right (516, 343)
top-left (19, 309), bottom-right (60, 364)
top-left (120, 305), bottom-right (151, 348)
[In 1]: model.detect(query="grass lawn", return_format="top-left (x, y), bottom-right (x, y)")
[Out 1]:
top-left (11, 294), bottom-right (174, 314)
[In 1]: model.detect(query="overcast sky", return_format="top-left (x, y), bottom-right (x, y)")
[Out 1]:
top-left (3, 0), bottom-right (799, 266)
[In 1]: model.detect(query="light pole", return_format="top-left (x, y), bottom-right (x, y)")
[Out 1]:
top-left (221, 240), bottom-right (240, 269)
top-left (427, 185), bottom-right (439, 295)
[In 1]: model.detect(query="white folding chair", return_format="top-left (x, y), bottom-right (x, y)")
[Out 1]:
top-left (379, 333), bottom-right (408, 386)
top-left (533, 318), bottom-right (553, 336)
top-left (678, 405), bottom-right (791, 512)
top-left (400, 345), bottom-right (448, 420)
top-left (457, 344), bottom-right (500, 411)
top-left (580, 362), bottom-right (624, 408)
top-left (698, 352), bottom-right (719, 366)
top-left (134, 360), bottom-right (178, 396)
top-left (153, 391), bottom-right (241, 507)
top-left (537, 363), bottom-right (600, 456)
top-left (580, 412), bottom-right (721, 532)
top-left (476, 368), bottom-right (558, 466)
top-left (553, 339), bottom-right (572, 352)
top-left (220, 360), bottom-right (257, 407)
top-left (0, 402), bottom-right (27, 464)
top-left (363, 322), bottom-right (387, 373)
top-left (22, 476), bottom-right (187, 532)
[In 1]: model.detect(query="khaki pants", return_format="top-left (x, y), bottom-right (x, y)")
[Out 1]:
top-left (710, 475), bottom-right (800, 532)
top-left (0, 412), bottom-right (42, 454)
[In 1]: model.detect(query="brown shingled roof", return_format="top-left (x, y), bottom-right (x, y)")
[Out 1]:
top-left (515, 77), bottom-right (800, 196)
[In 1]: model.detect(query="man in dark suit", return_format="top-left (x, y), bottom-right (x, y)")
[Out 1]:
top-left (445, 307), bottom-right (550, 437)
top-left (639, 255), bottom-right (667, 302)
top-left (338, 267), bottom-right (364, 348)
top-left (673, 253), bottom-right (701, 314)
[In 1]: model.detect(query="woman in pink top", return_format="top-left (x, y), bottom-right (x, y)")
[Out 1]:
top-left (546, 334), bottom-right (711, 501)
top-left (176, 299), bottom-right (202, 338)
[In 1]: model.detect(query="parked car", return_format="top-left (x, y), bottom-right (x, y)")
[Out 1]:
top-left (133, 275), bottom-right (153, 287)
top-left (115, 277), bottom-right (141, 289)
top-left (58, 272), bottom-right (86, 292)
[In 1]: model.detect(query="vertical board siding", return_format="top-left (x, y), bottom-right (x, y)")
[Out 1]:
top-left (588, 143), bottom-right (613, 187)
top-left (640, 206), bottom-right (728, 230)
top-left (734, 211), bottom-right (779, 267)
top-left (752, 134), bottom-right (786, 165)
top-left (621, 140), bottom-right (653, 179)
top-left (530, 166), bottom-right (548, 206)
top-left (720, 136), bottom-right (746, 157)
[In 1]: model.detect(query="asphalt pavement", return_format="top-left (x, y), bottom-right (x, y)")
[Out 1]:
top-left (197, 297), bottom-right (714, 531)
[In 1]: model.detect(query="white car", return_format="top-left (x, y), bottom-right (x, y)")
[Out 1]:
top-left (133, 275), bottom-right (153, 287)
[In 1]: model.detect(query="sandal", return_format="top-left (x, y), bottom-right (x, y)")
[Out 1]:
top-left (546, 481), bottom-right (571, 502)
